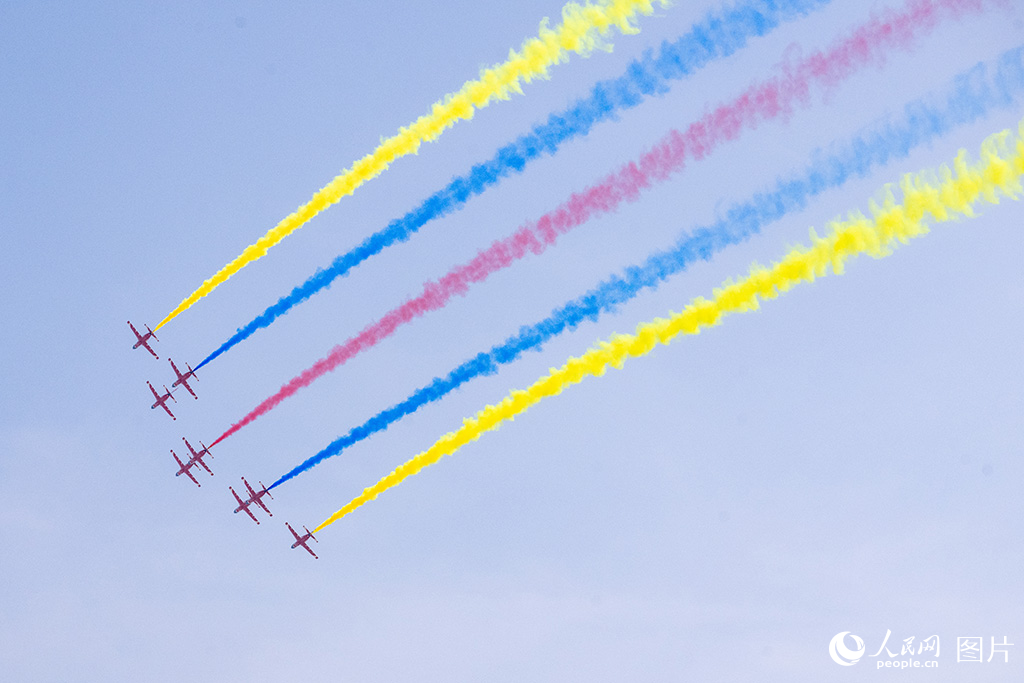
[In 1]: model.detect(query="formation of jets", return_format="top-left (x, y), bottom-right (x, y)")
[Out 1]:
top-left (132, 321), bottom-right (199, 420)
top-left (231, 477), bottom-right (274, 525)
top-left (130, 321), bottom-right (319, 558)
top-left (172, 438), bottom-right (214, 486)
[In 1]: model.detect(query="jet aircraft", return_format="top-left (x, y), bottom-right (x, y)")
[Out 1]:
top-left (128, 321), bottom-right (159, 359)
top-left (169, 359), bottom-right (199, 399)
top-left (286, 522), bottom-right (318, 559)
top-left (147, 381), bottom-right (176, 420)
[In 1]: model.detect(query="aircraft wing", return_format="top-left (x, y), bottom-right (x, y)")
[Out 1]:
top-left (160, 402), bottom-right (176, 420)
top-left (179, 378), bottom-right (197, 400)
top-left (286, 522), bottom-right (301, 542)
top-left (182, 465), bottom-right (200, 487)
top-left (148, 382), bottom-right (161, 401)
top-left (195, 454), bottom-right (212, 475)
top-left (240, 505), bottom-right (259, 524)
top-left (298, 541), bottom-right (318, 559)
top-left (253, 495), bottom-right (271, 516)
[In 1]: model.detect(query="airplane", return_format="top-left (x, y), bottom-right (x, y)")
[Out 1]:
top-left (171, 449), bottom-right (201, 487)
top-left (181, 437), bottom-right (213, 475)
top-left (147, 381), bottom-right (176, 420)
top-left (230, 477), bottom-right (273, 525)
top-left (286, 522), bottom-right (318, 559)
top-left (230, 486), bottom-right (259, 524)
top-left (128, 321), bottom-right (159, 359)
top-left (169, 359), bottom-right (198, 399)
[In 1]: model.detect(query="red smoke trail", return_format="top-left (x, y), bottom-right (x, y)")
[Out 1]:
top-left (210, 0), bottom-right (985, 447)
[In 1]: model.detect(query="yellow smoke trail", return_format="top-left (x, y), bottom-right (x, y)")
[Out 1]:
top-left (155, 0), bottom-right (667, 331)
top-left (315, 119), bottom-right (1024, 531)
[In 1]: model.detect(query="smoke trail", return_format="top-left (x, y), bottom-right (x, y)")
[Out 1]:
top-left (269, 47), bottom-right (1024, 489)
top-left (209, 0), bottom-right (984, 447)
top-left (315, 120), bottom-right (1024, 528)
top-left (196, 0), bottom-right (833, 370)
top-left (154, 0), bottom-right (669, 331)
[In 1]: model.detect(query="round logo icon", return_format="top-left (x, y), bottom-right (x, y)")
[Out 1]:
top-left (830, 631), bottom-right (865, 666)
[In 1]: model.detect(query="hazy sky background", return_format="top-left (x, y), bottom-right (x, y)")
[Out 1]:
top-left (2, 1), bottom-right (1022, 680)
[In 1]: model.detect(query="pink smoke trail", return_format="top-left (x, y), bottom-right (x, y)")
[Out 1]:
top-left (210, 0), bottom-right (985, 446)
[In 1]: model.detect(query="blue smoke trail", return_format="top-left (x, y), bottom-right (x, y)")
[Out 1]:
top-left (268, 47), bottom-right (1024, 489)
top-left (195, 0), bottom-right (832, 371)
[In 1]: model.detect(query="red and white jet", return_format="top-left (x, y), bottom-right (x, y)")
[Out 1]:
top-left (230, 477), bottom-right (273, 525)
top-left (147, 381), bottom-right (176, 420)
top-left (171, 449), bottom-right (202, 487)
top-left (286, 522), bottom-right (318, 559)
top-left (181, 437), bottom-right (213, 476)
top-left (169, 359), bottom-right (198, 399)
top-left (128, 321), bottom-right (159, 359)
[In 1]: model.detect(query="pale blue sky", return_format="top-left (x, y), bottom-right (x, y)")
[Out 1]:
top-left (1, 1), bottom-right (1022, 680)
